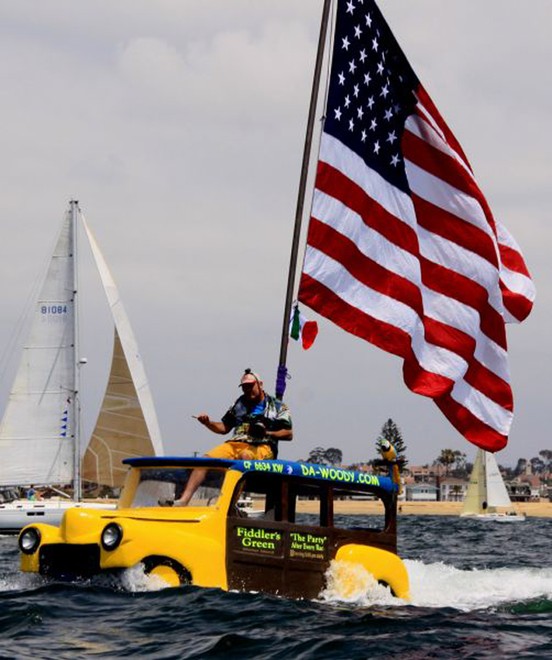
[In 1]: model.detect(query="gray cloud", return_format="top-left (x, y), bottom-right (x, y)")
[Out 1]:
top-left (0, 1), bottom-right (548, 469)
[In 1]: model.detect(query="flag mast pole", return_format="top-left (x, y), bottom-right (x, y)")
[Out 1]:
top-left (275, 0), bottom-right (332, 400)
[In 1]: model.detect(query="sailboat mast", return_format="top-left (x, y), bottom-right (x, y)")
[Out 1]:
top-left (70, 199), bottom-right (82, 502)
top-left (275, 0), bottom-right (332, 399)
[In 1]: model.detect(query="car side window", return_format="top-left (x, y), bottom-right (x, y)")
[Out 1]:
top-left (232, 475), bottom-right (331, 527)
top-left (287, 482), bottom-right (328, 527)
top-left (331, 486), bottom-right (386, 532)
top-left (231, 473), bottom-right (282, 520)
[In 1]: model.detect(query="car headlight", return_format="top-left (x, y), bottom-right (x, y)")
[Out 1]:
top-left (19, 527), bottom-right (41, 555)
top-left (101, 523), bottom-right (123, 551)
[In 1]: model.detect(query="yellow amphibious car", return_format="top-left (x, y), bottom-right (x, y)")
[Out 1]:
top-left (19, 457), bottom-right (409, 600)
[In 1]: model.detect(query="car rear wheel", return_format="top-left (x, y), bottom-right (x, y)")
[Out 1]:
top-left (142, 555), bottom-right (191, 588)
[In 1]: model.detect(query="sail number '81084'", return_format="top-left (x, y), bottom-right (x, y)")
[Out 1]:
top-left (41, 305), bottom-right (68, 315)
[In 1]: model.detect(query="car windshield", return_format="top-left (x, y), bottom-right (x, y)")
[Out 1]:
top-left (129, 467), bottom-right (225, 508)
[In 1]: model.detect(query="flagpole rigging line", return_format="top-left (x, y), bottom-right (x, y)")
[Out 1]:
top-left (275, 0), bottom-right (333, 400)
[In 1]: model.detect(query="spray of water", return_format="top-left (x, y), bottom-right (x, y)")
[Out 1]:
top-left (319, 560), bottom-right (400, 605)
top-left (319, 559), bottom-right (552, 612)
top-left (0, 572), bottom-right (46, 593)
top-left (119, 563), bottom-right (172, 592)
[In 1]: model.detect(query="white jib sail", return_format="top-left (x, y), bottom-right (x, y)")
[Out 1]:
top-left (81, 216), bottom-right (163, 470)
top-left (0, 213), bottom-right (75, 486)
top-left (485, 451), bottom-right (513, 509)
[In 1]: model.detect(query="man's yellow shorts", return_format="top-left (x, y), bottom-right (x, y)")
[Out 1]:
top-left (206, 441), bottom-right (274, 461)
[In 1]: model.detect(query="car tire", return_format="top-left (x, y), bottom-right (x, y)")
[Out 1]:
top-left (142, 555), bottom-right (191, 588)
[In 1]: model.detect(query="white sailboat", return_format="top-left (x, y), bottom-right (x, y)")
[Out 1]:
top-left (460, 449), bottom-right (525, 521)
top-left (0, 201), bottom-right (163, 532)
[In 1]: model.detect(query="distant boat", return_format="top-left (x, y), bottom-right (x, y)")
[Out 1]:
top-left (460, 449), bottom-right (525, 521)
top-left (236, 495), bottom-right (264, 519)
top-left (0, 201), bottom-right (163, 532)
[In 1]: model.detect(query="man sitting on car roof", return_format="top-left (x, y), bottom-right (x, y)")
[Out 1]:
top-left (174, 368), bottom-right (292, 506)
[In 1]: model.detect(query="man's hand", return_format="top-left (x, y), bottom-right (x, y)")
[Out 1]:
top-left (196, 413), bottom-right (211, 426)
top-left (194, 414), bottom-right (228, 435)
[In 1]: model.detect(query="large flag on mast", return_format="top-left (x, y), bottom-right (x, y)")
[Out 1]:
top-left (298, 0), bottom-right (535, 451)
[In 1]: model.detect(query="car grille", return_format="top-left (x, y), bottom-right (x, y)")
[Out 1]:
top-left (39, 544), bottom-right (101, 580)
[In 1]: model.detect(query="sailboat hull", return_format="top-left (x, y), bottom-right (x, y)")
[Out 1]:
top-left (0, 499), bottom-right (116, 534)
top-left (460, 512), bottom-right (526, 522)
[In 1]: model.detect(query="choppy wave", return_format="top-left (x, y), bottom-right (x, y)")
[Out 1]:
top-left (1, 516), bottom-right (551, 658)
top-left (6, 556), bottom-right (552, 613)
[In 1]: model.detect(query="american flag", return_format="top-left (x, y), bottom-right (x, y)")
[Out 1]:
top-left (298, 0), bottom-right (535, 451)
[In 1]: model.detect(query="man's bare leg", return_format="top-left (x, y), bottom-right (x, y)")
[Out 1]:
top-left (176, 468), bottom-right (207, 506)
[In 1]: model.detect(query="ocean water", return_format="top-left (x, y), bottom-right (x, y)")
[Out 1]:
top-left (1, 515), bottom-right (550, 659)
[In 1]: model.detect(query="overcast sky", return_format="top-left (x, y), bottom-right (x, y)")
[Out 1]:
top-left (0, 1), bottom-right (549, 468)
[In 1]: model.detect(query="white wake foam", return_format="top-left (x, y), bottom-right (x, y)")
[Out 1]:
top-left (320, 559), bottom-right (552, 611)
top-left (406, 560), bottom-right (552, 611)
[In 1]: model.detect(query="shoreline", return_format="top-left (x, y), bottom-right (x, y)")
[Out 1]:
top-left (296, 500), bottom-right (552, 518)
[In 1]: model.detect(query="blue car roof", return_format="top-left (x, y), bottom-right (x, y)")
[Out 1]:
top-left (122, 456), bottom-right (398, 495)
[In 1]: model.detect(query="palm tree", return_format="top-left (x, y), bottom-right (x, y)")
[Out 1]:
top-left (452, 450), bottom-right (467, 475)
top-left (435, 449), bottom-right (456, 476)
top-left (451, 484), bottom-right (463, 502)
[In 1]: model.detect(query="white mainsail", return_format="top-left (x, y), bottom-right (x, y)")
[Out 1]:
top-left (0, 213), bottom-right (75, 486)
top-left (0, 202), bottom-right (162, 494)
top-left (461, 449), bottom-right (486, 516)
